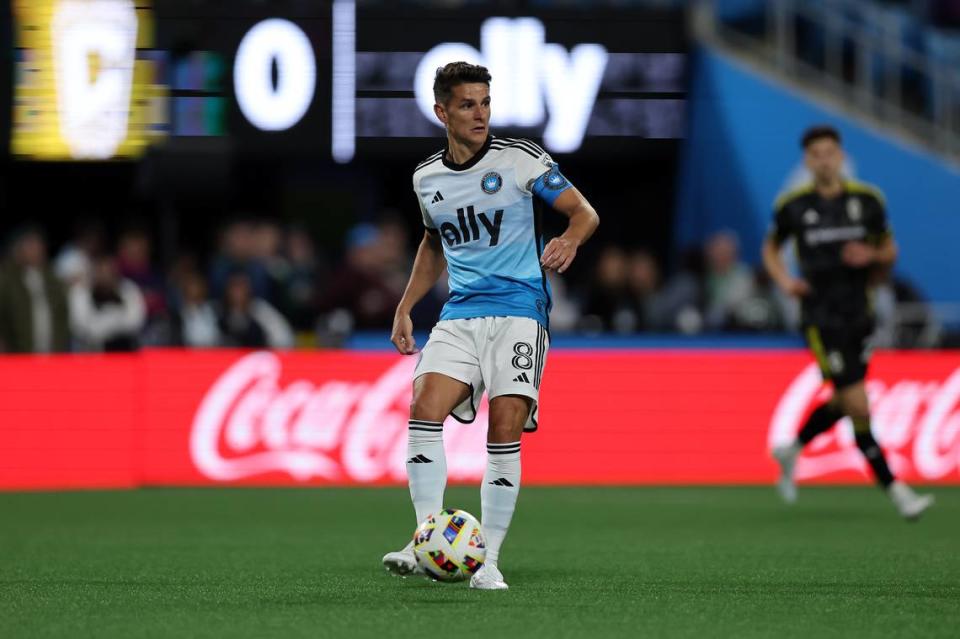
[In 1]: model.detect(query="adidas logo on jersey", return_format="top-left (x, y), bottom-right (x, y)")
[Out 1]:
top-left (512, 372), bottom-right (531, 383)
top-left (431, 191), bottom-right (444, 204)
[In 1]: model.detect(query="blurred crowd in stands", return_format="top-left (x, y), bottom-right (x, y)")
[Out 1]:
top-left (0, 218), bottom-right (942, 353)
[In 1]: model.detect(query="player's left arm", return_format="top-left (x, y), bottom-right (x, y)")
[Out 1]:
top-left (539, 187), bottom-right (599, 274)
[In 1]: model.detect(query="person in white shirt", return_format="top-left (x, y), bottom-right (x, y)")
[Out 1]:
top-left (69, 255), bottom-right (147, 352)
top-left (172, 271), bottom-right (221, 348)
top-left (217, 270), bottom-right (294, 349)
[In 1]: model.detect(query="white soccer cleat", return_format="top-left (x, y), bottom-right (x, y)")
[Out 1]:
top-left (382, 540), bottom-right (419, 576)
top-left (888, 481), bottom-right (935, 521)
top-left (771, 441), bottom-right (801, 504)
top-left (470, 564), bottom-right (509, 590)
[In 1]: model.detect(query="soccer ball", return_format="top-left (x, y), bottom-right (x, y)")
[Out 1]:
top-left (412, 508), bottom-right (486, 582)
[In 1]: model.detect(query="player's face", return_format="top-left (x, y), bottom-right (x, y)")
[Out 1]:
top-left (804, 138), bottom-right (844, 184)
top-left (435, 83), bottom-right (491, 148)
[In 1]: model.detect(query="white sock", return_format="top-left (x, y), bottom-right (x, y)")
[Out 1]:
top-left (481, 441), bottom-right (521, 567)
top-left (406, 420), bottom-right (446, 525)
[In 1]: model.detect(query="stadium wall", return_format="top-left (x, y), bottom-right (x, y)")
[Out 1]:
top-left (2, 349), bottom-right (960, 490)
top-left (675, 47), bottom-right (960, 303)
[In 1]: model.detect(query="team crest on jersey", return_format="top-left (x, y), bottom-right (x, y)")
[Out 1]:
top-left (481, 172), bottom-right (503, 194)
top-left (847, 197), bottom-right (862, 221)
top-left (802, 209), bottom-right (819, 225)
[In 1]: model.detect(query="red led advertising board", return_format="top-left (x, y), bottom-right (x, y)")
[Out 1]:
top-left (1, 349), bottom-right (958, 489)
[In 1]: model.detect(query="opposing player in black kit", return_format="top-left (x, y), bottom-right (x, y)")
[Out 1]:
top-left (763, 125), bottom-right (933, 520)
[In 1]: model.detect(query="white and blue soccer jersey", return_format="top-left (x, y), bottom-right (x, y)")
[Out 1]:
top-left (413, 136), bottom-right (573, 329)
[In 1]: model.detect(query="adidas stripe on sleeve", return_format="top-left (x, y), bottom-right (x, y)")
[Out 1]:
top-left (497, 137), bottom-right (573, 206)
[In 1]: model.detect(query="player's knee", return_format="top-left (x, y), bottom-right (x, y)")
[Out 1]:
top-left (488, 421), bottom-right (523, 443)
top-left (409, 395), bottom-right (447, 423)
top-left (409, 385), bottom-right (447, 422)
top-left (488, 396), bottom-right (530, 441)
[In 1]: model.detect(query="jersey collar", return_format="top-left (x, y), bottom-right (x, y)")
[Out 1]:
top-left (442, 135), bottom-right (492, 171)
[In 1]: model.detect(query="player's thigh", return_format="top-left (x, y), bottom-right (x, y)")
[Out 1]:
top-left (836, 381), bottom-right (870, 419)
top-left (483, 317), bottom-right (548, 392)
top-left (412, 319), bottom-right (483, 422)
top-left (488, 394), bottom-right (532, 443)
top-left (411, 372), bottom-right (472, 422)
top-left (830, 326), bottom-right (872, 393)
top-left (803, 325), bottom-right (834, 380)
top-left (482, 317), bottom-right (548, 437)
top-left (805, 324), bottom-right (870, 389)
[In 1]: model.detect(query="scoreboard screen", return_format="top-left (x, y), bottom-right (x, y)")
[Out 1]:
top-left (8, 0), bottom-right (687, 162)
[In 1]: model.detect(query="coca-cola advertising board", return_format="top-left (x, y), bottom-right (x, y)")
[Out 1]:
top-left (1, 349), bottom-right (959, 490)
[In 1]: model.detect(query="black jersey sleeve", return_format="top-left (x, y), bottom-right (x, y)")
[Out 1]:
top-left (864, 195), bottom-right (892, 245)
top-left (768, 201), bottom-right (793, 246)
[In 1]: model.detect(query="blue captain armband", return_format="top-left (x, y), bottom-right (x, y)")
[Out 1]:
top-left (530, 165), bottom-right (572, 206)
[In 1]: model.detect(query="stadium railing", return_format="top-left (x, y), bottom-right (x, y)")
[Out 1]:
top-left (693, 0), bottom-right (960, 160)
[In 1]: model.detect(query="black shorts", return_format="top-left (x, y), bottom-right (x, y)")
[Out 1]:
top-left (803, 324), bottom-right (873, 389)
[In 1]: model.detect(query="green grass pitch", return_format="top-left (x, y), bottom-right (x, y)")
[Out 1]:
top-left (1, 486), bottom-right (958, 638)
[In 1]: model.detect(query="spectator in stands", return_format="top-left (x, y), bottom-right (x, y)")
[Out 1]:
top-left (208, 219), bottom-right (271, 301)
top-left (277, 225), bottom-right (324, 332)
top-left (318, 223), bottom-right (403, 331)
top-left (377, 213), bottom-right (416, 301)
top-left (703, 230), bottom-right (756, 330)
top-left (170, 271), bottom-right (221, 348)
top-left (117, 228), bottom-right (167, 323)
top-left (546, 270), bottom-right (579, 333)
top-left (251, 219), bottom-right (289, 303)
top-left (377, 213), bottom-right (415, 275)
top-left (726, 269), bottom-right (786, 332)
top-left (0, 227), bottom-right (70, 353)
top-left (627, 249), bottom-right (672, 331)
top-left (578, 244), bottom-right (630, 333)
top-left (53, 219), bottom-right (104, 287)
top-left (69, 255), bottom-right (147, 352)
top-left (657, 247), bottom-right (705, 334)
top-left (217, 270), bottom-right (293, 349)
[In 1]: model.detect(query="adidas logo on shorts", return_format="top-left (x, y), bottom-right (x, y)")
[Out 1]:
top-left (512, 372), bottom-right (530, 383)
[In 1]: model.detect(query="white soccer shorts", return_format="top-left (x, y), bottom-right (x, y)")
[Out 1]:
top-left (413, 316), bottom-right (549, 432)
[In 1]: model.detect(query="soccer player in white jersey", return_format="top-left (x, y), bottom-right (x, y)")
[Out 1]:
top-left (382, 62), bottom-right (599, 589)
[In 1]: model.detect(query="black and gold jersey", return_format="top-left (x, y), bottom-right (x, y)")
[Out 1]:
top-left (769, 180), bottom-right (892, 329)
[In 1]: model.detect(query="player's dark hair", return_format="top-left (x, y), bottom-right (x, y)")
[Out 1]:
top-left (433, 62), bottom-right (492, 106)
top-left (801, 125), bottom-right (841, 149)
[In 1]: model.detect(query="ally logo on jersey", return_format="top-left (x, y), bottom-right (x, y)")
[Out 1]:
top-left (439, 206), bottom-right (504, 247)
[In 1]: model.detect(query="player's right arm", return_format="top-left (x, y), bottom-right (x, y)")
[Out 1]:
top-left (391, 229), bottom-right (446, 354)
top-left (762, 198), bottom-right (811, 298)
